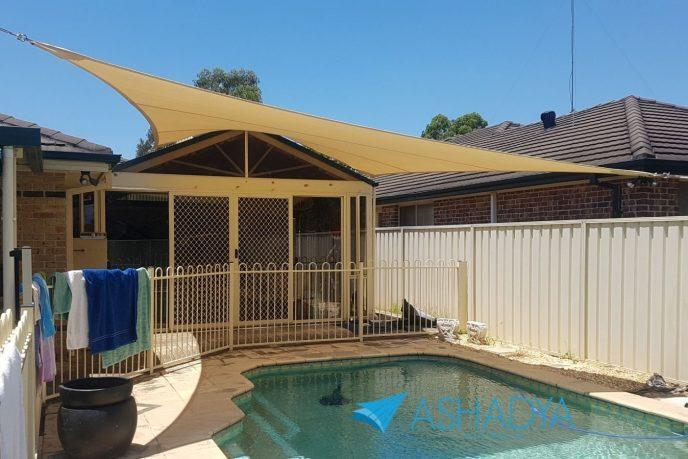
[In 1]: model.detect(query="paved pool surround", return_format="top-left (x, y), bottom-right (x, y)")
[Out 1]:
top-left (40, 337), bottom-right (688, 458)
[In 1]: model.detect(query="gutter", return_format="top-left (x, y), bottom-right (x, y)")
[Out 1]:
top-left (42, 151), bottom-right (122, 164)
top-left (376, 158), bottom-right (688, 205)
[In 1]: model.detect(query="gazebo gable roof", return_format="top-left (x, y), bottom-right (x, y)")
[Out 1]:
top-left (116, 130), bottom-right (377, 185)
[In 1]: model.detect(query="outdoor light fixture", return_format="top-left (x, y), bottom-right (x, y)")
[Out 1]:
top-left (626, 177), bottom-right (659, 189)
top-left (79, 171), bottom-right (101, 186)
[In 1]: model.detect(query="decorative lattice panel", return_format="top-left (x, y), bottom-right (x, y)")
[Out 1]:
top-left (238, 197), bottom-right (290, 321)
top-left (173, 195), bottom-right (230, 267)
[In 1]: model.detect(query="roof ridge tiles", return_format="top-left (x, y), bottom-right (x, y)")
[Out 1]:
top-left (623, 96), bottom-right (654, 159)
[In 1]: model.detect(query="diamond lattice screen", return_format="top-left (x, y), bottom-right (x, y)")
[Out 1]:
top-left (238, 197), bottom-right (290, 321)
top-left (173, 195), bottom-right (230, 267)
top-left (172, 195), bottom-right (231, 328)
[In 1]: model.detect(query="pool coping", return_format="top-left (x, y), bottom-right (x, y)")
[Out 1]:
top-left (149, 339), bottom-right (688, 458)
top-left (223, 348), bottom-right (688, 424)
top-left (43, 338), bottom-right (686, 458)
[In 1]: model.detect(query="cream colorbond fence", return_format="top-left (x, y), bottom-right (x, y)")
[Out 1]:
top-left (376, 217), bottom-right (688, 381)
top-left (1, 307), bottom-right (39, 458)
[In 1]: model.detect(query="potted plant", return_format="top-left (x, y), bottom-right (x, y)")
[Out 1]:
top-left (58, 377), bottom-right (137, 459)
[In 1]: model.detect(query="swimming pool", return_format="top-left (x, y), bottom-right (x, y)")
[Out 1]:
top-left (214, 356), bottom-right (687, 458)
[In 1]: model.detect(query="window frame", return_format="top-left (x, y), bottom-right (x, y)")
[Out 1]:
top-left (399, 203), bottom-right (434, 226)
top-left (72, 190), bottom-right (106, 238)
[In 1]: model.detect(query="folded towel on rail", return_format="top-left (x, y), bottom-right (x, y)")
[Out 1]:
top-left (32, 274), bottom-right (57, 382)
top-left (66, 270), bottom-right (89, 350)
top-left (102, 268), bottom-right (151, 367)
top-left (39, 330), bottom-right (56, 383)
top-left (84, 268), bottom-right (138, 354)
top-left (52, 271), bottom-right (72, 316)
top-left (33, 274), bottom-right (56, 338)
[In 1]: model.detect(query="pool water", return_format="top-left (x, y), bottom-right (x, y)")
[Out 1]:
top-left (215, 356), bottom-right (688, 458)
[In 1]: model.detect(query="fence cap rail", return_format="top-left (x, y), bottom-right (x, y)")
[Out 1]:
top-left (146, 261), bottom-right (465, 278)
top-left (376, 215), bottom-right (688, 231)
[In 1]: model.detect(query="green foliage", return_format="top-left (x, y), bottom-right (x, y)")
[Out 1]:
top-left (193, 67), bottom-right (262, 102)
top-left (135, 128), bottom-right (155, 157)
top-left (421, 112), bottom-right (488, 140)
top-left (135, 67), bottom-right (262, 157)
top-left (421, 114), bottom-right (452, 141)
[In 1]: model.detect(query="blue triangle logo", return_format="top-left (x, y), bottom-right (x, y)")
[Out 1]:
top-left (352, 392), bottom-right (408, 433)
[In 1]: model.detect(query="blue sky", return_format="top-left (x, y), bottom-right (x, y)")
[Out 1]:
top-left (2, 1), bottom-right (687, 159)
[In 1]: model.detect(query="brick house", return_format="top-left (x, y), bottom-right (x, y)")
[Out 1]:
top-left (376, 96), bottom-right (688, 227)
top-left (0, 113), bottom-right (119, 277)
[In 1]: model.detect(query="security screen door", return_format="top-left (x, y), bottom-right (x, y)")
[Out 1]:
top-left (237, 197), bottom-right (291, 322)
top-left (171, 195), bottom-right (231, 328)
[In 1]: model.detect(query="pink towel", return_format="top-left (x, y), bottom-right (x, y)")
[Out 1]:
top-left (40, 336), bottom-right (56, 383)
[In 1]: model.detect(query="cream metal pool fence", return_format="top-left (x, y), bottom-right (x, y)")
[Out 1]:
top-left (46, 261), bottom-right (466, 399)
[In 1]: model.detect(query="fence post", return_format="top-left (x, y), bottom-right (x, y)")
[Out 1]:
top-left (228, 263), bottom-right (235, 351)
top-left (580, 220), bottom-right (589, 360)
top-left (457, 261), bottom-right (468, 327)
top-left (357, 261), bottom-right (364, 341)
top-left (470, 225), bottom-right (477, 321)
top-left (147, 267), bottom-right (155, 374)
top-left (400, 227), bottom-right (406, 305)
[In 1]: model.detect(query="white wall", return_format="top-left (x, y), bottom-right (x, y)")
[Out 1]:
top-left (376, 217), bottom-right (688, 381)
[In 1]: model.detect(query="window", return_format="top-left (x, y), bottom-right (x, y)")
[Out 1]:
top-left (399, 204), bottom-right (434, 226)
top-left (71, 191), bottom-right (105, 237)
top-left (82, 192), bottom-right (95, 234)
top-left (72, 195), bottom-right (81, 238)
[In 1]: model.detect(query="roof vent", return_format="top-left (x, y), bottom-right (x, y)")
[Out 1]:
top-left (540, 111), bottom-right (556, 129)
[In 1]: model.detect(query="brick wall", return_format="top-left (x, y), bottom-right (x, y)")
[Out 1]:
top-left (622, 180), bottom-right (680, 217)
top-left (434, 194), bottom-right (492, 225)
top-left (497, 183), bottom-right (614, 222)
top-left (15, 171), bottom-right (68, 273)
top-left (376, 205), bottom-right (399, 227)
top-left (376, 179), bottom-right (684, 227)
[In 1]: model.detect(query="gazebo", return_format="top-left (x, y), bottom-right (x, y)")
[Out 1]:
top-left (67, 129), bottom-right (376, 346)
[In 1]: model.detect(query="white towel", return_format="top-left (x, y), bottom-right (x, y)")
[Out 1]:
top-left (66, 270), bottom-right (90, 350)
top-left (32, 282), bottom-right (41, 322)
top-left (0, 342), bottom-right (28, 459)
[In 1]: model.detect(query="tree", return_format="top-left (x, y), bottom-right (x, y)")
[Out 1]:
top-left (135, 128), bottom-right (155, 158)
top-left (420, 114), bottom-right (452, 141)
top-left (135, 67), bottom-right (262, 157)
top-left (421, 112), bottom-right (487, 140)
top-left (193, 68), bottom-right (262, 102)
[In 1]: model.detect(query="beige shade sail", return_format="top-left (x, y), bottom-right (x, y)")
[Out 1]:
top-left (33, 41), bottom-right (654, 178)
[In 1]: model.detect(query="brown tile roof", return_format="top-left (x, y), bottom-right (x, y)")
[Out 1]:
top-left (0, 113), bottom-right (112, 155)
top-left (377, 96), bottom-right (688, 201)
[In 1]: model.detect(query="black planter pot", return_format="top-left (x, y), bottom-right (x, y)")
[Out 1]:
top-left (58, 377), bottom-right (137, 459)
